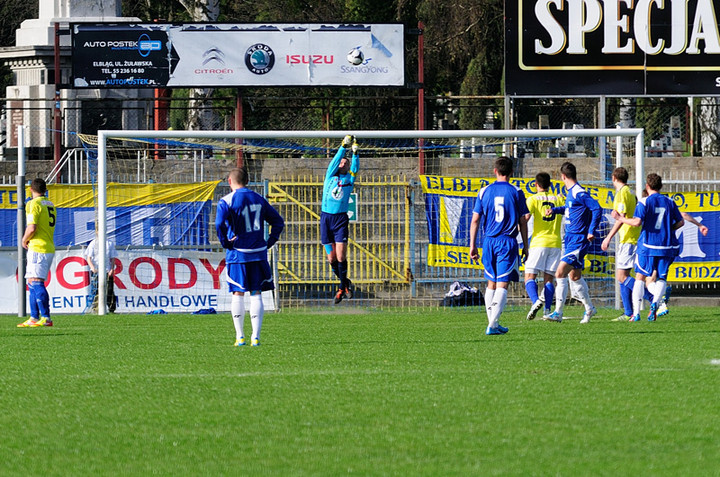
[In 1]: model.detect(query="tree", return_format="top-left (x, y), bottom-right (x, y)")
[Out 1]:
top-left (0, 0), bottom-right (37, 93)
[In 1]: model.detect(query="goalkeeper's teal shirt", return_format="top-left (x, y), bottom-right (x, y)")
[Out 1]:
top-left (321, 146), bottom-right (359, 214)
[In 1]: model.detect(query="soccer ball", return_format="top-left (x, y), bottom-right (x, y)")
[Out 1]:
top-left (346, 48), bottom-right (364, 65)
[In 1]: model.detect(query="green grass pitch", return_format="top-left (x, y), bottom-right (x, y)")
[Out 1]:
top-left (2, 306), bottom-right (719, 476)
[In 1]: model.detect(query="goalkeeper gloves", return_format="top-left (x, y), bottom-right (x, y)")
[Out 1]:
top-left (352, 141), bottom-right (359, 154)
top-left (342, 135), bottom-right (354, 148)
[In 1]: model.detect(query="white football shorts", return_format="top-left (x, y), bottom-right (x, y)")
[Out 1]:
top-left (25, 250), bottom-right (55, 281)
top-left (524, 247), bottom-right (561, 275)
top-left (616, 242), bottom-right (637, 270)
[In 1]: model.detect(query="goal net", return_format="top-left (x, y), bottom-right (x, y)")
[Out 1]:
top-left (77, 128), bottom-right (644, 314)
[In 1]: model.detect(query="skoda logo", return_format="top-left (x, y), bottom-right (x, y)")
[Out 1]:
top-left (245, 43), bottom-right (275, 75)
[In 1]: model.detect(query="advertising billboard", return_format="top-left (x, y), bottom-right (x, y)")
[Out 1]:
top-left (72, 23), bottom-right (405, 88)
top-left (506, 0), bottom-right (720, 95)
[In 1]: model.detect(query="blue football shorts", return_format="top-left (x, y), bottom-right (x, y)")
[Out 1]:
top-left (634, 254), bottom-right (674, 281)
top-left (320, 212), bottom-right (349, 246)
top-left (560, 233), bottom-right (591, 270)
top-left (482, 235), bottom-right (520, 283)
top-left (226, 260), bottom-right (274, 293)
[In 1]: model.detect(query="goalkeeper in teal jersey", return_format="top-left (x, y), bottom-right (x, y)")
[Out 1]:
top-left (321, 135), bottom-right (359, 304)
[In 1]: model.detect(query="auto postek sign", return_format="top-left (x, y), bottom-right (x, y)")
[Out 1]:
top-left (506, 0), bottom-right (720, 95)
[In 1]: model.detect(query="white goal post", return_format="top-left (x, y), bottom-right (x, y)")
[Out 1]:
top-left (92, 128), bottom-right (646, 315)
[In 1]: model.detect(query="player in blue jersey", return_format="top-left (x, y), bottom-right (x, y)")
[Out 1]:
top-left (321, 134), bottom-right (359, 304)
top-left (612, 173), bottom-right (684, 322)
top-left (544, 162), bottom-right (602, 324)
top-left (216, 167), bottom-right (284, 347)
top-left (469, 157), bottom-right (529, 335)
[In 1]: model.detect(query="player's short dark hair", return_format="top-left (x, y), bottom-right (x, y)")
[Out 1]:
top-left (30, 178), bottom-right (47, 194)
top-left (535, 172), bottom-right (551, 190)
top-left (494, 156), bottom-right (514, 177)
top-left (229, 167), bottom-right (249, 186)
top-left (646, 173), bottom-right (663, 191)
top-left (560, 162), bottom-right (577, 180)
top-left (612, 167), bottom-right (629, 184)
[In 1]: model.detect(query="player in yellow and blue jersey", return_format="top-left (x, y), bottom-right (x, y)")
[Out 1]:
top-left (524, 172), bottom-right (564, 320)
top-left (613, 173), bottom-right (684, 322)
top-left (544, 162), bottom-right (602, 324)
top-left (469, 157), bottom-right (529, 335)
top-left (216, 167), bottom-right (284, 346)
top-left (18, 178), bottom-right (56, 327)
top-left (321, 135), bottom-right (359, 304)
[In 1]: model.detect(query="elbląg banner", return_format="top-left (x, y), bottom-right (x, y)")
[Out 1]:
top-left (421, 175), bottom-right (720, 282)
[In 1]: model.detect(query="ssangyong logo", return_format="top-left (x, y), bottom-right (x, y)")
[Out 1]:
top-left (245, 44), bottom-right (275, 75)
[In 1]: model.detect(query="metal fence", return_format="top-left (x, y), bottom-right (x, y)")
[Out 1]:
top-left (1, 95), bottom-right (710, 162)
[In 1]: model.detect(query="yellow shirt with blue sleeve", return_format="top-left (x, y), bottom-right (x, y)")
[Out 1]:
top-left (526, 192), bottom-right (564, 249)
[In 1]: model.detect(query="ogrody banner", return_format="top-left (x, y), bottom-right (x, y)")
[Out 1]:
top-left (420, 175), bottom-right (719, 281)
top-left (0, 249), bottom-right (275, 314)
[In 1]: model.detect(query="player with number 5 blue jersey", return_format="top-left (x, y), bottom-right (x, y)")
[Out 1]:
top-left (469, 157), bottom-right (529, 336)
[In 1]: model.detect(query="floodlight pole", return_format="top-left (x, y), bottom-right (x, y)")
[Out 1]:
top-left (417, 22), bottom-right (425, 175)
top-left (17, 125), bottom-right (26, 318)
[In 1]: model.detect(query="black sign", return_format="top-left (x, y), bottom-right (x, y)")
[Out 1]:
top-left (72, 24), bottom-right (177, 88)
top-left (506, 0), bottom-right (720, 95)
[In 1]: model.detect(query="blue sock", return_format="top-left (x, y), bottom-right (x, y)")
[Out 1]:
top-left (28, 282), bottom-right (39, 319)
top-left (525, 280), bottom-right (539, 303)
top-left (543, 282), bottom-right (555, 312)
top-left (620, 278), bottom-right (634, 316)
top-left (34, 282), bottom-right (51, 318)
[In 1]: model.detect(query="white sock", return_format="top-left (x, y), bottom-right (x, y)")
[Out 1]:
top-left (484, 287), bottom-right (496, 326)
top-left (491, 288), bottom-right (508, 327)
top-left (646, 281), bottom-right (656, 298)
top-left (632, 279), bottom-right (645, 316)
top-left (231, 294), bottom-right (245, 340)
top-left (555, 277), bottom-right (568, 314)
top-left (653, 280), bottom-right (667, 305)
top-left (250, 293), bottom-right (264, 340)
top-left (571, 277), bottom-right (593, 311)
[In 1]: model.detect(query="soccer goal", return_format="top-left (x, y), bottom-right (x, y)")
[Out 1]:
top-left (79, 128), bottom-right (645, 314)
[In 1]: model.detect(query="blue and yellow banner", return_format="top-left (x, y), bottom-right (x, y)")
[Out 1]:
top-left (0, 181), bottom-right (220, 247)
top-left (421, 175), bottom-right (720, 282)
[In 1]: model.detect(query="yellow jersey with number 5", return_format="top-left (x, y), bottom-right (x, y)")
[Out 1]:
top-left (26, 196), bottom-right (56, 253)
